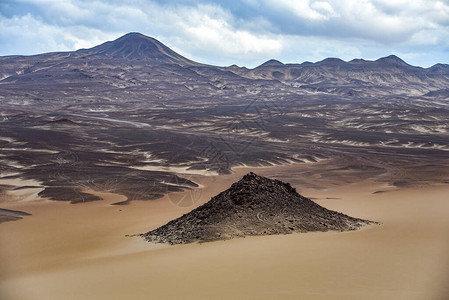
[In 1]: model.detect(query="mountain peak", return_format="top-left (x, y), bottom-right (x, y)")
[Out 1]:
top-left (120, 32), bottom-right (147, 39)
top-left (428, 63), bottom-right (449, 73)
top-left (257, 59), bottom-right (285, 68)
top-left (142, 172), bottom-right (375, 244)
top-left (349, 58), bottom-right (367, 64)
top-left (82, 32), bottom-right (199, 66)
top-left (316, 57), bottom-right (345, 66)
top-left (376, 55), bottom-right (408, 66)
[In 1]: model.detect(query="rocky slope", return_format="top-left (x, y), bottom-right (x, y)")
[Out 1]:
top-left (231, 55), bottom-right (449, 96)
top-left (142, 173), bottom-right (375, 244)
top-left (77, 32), bottom-right (200, 65)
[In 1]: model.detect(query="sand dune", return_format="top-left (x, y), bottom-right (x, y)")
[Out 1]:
top-left (1, 166), bottom-right (449, 299)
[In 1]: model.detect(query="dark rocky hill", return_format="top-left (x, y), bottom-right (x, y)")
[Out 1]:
top-left (77, 32), bottom-right (200, 65)
top-left (142, 173), bottom-right (375, 244)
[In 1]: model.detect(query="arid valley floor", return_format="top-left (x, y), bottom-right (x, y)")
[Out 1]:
top-left (1, 163), bottom-right (449, 299)
top-left (1, 33), bottom-right (449, 299)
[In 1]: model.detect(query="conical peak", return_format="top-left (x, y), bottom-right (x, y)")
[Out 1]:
top-left (234, 172), bottom-right (274, 188)
top-left (241, 171), bottom-right (263, 181)
top-left (257, 59), bottom-right (284, 68)
top-left (228, 172), bottom-right (297, 205)
top-left (120, 32), bottom-right (147, 39)
top-left (376, 55), bottom-right (408, 66)
top-left (239, 172), bottom-right (293, 189)
top-left (84, 32), bottom-right (198, 65)
top-left (112, 32), bottom-right (161, 46)
top-left (142, 172), bottom-right (375, 244)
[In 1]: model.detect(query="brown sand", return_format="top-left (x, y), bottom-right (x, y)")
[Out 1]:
top-left (1, 166), bottom-right (449, 299)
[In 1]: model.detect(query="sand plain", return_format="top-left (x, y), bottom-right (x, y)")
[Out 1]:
top-left (1, 164), bottom-right (449, 299)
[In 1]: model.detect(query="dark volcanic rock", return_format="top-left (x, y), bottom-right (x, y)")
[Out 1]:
top-left (38, 187), bottom-right (102, 204)
top-left (0, 208), bottom-right (31, 223)
top-left (142, 172), bottom-right (375, 244)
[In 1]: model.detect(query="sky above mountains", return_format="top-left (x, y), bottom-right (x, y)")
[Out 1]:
top-left (1, 0), bottom-right (448, 68)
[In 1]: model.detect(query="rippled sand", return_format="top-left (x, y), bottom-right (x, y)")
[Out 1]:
top-left (1, 166), bottom-right (449, 299)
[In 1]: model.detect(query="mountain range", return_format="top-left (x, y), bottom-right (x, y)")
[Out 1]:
top-left (1, 32), bottom-right (448, 99)
top-left (0, 32), bottom-right (448, 205)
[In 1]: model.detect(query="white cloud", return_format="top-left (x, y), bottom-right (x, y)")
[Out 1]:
top-left (258, 0), bottom-right (448, 46)
top-left (0, 13), bottom-right (116, 55)
top-left (265, 0), bottom-right (337, 21)
top-left (311, 1), bottom-right (337, 18)
top-left (177, 5), bottom-right (282, 57)
top-left (0, 0), bottom-right (447, 67)
top-left (281, 35), bottom-right (363, 63)
top-left (0, 14), bottom-right (69, 54)
top-left (328, 0), bottom-right (448, 45)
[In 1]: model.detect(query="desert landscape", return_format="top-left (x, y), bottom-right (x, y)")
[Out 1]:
top-left (1, 164), bottom-right (449, 299)
top-left (1, 31), bottom-right (449, 299)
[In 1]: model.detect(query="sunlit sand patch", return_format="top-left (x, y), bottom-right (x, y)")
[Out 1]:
top-left (86, 236), bottom-right (170, 260)
top-left (0, 177), bottom-right (45, 205)
top-left (70, 113), bottom-right (152, 128)
top-left (7, 187), bottom-right (44, 203)
top-left (1, 160), bottom-right (27, 169)
top-left (264, 137), bottom-right (290, 143)
top-left (0, 147), bottom-right (59, 154)
top-left (0, 136), bottom-right (17, 143)
top-left (129, 165), bottom-right (219, 176)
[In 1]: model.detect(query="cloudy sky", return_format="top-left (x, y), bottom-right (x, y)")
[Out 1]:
top-left (1, 0), bottom-right (448, 67)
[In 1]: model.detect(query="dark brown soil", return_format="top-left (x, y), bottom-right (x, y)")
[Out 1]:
top-left (0, 208), bottom-right (31, 223)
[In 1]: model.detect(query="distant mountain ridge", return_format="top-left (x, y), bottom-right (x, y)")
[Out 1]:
top-left (1, 32), bottom-right (446, 69)
top-left (239, 53), bottom-right (449, 96)
top-left (254, 55), bottom-right (417, 69)
top-left (0, 32), bottom-right (448, 98)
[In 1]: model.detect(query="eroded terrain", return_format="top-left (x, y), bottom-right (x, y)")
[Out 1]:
top-left (1, 33), bottom-right (448, 205)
